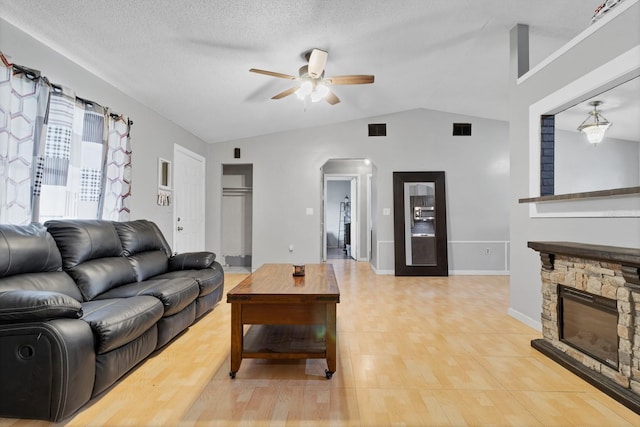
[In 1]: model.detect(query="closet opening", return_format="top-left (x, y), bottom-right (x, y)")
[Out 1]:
top-left (222, 164), bottom-right (253, 273)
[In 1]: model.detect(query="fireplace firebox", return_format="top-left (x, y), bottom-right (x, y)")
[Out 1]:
top-left (558, 285), bottom-right (618, 369)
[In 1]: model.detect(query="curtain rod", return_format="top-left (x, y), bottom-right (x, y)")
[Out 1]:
top-left (1, 50), bottom-right (133, 127)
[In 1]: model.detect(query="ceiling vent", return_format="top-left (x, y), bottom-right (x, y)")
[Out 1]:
top-left (368, 123), bottom-right (387, 137)
top-left (452, 123), bottom-right (472, 136)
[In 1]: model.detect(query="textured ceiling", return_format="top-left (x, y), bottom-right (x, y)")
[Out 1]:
top-left (0, 0), bottom-right (604, 143)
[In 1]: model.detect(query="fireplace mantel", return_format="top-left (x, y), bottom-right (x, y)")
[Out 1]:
top-left (528, 241), bottom-right (640, 290)
top-left (528, 240), bottom-right (640, 414)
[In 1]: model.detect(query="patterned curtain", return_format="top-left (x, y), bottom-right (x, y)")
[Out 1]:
top-left (38, 93), bottom-right (109, 221)
top-left (101, 114), bottom-right (131, 221)
top-left (36, 87), bottom-right (76, 221)
top-left (0, 60), bottom-right (49, 225)
top-left (1, 51), bottom-right (133, 225)
top-left (77, 100), bottom-right (107, 218)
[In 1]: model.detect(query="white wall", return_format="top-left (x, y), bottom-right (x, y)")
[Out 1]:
top-left (206, 108), bottom-right (511, 273)
top-left (555, 129), bottom-right (640, 193)
top-left (508, 1), bottom-right (640, 329)
top-left (0, 18), bottom-right (209, 245)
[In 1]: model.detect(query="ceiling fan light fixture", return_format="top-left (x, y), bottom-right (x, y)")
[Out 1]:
top-left (311, 83), bottom-right (330, 102)
top-left (296, 80), bottom-right (313, 99)
top-left (249, 48), bottom-right (373, 106)
top-left (577, 100), bottom-right (611, 145)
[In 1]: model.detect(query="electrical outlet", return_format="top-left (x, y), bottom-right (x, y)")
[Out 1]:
top-left (289, 244), bottom-right (294, 253)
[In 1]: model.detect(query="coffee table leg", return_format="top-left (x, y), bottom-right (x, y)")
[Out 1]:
top-left (325, 303), bottom-right (337, 378)
top-left (230, 303), bottom-right (243, 378)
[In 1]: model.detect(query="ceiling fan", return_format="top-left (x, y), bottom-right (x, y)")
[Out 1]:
top-left (249, 48), bottom-right (374, 105)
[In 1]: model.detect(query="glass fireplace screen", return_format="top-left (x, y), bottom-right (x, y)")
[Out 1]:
top-left (559, 285), bottom-right (619, 369)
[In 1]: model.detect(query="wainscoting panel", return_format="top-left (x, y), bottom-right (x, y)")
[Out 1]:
top-left (374, 240), bottom-right (510, 275)
top-left (447, 241), bottom-right (510, 275)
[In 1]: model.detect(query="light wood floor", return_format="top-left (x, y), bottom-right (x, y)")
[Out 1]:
top-left (2, 260), bottom-right (639, 426)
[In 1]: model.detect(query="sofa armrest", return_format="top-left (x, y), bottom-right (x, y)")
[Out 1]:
top-left (168, 252), bottom-right (216, 271)
top-left (0, 290), bottom-right (83, 322)
top-left (0, 318), bottom-right (95, 421)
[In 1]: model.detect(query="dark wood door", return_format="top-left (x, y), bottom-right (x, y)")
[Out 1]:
top-left (393, 171), bottom-right (448, 276)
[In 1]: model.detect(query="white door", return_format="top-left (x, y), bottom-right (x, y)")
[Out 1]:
top-left (173, 144), bottom-right (205, 253)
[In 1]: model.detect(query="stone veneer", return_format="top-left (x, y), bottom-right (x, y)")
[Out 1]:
top-left (528, 241), bottom-right (640, 413)
top-left (539, 255), bottom-right (636, 391)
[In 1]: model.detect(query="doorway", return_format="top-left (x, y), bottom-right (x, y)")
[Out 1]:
top-left (321, 159), bottom-right (373, 262)
top-left (221, 164), bottom-right (253, 272)
top-left (326, 178), bottom-right (356, 259)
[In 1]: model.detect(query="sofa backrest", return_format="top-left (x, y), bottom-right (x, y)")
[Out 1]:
top-left (113, 220), bottom-right (170, 281)
top-left (45, 220), bottom-right (136, 301)
top-left (0, 224), bottom-right (83, 300)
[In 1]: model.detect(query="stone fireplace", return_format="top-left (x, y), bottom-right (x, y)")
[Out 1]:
top-left (528, 241), bottom-right (640, 414)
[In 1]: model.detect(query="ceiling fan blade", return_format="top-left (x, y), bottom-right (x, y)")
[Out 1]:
top-left (326, 75), bottom-right (375, 85)
top-left (325, 90), bottom-right (340, 105)
top-left (249, 68), bottom-right (298, 80)
top-left (307, 49), bottom-right (328, 78)
top-left (271, 86), bottom-right (299, 100)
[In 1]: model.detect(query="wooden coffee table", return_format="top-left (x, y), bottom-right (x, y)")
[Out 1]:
top-left (226, 263), bottom-right (340, 379)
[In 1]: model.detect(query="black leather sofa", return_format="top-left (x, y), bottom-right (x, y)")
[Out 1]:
top-left (0, 219), bottom-right (224, 421)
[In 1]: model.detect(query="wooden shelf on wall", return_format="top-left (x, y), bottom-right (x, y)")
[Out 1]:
top-left (518, 186), bottom-right (640, 203)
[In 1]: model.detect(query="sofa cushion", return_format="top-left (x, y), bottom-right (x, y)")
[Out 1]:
top-left (113, 220), bottom-right (168, 256)
top-left (128, 251), bottom-right (169, 282)
top-left (67, 257), bottom-right (137, 301)
top-left (155, 263), bottom-right (224, 297)
top-left (0, 290), bottom-right (83, 322)
top-left (146, 221), bottom-right (173, 257)
top-left (45, 220), bottom-right (124, 269)
top-left (0, 271), bottom-right (84, 301)
top-left (0, 223), bottom-right (62, 277)
top-left (95, 278), bottom-right (200, 317)
top-left (81, 296), bottom-right (163, 354)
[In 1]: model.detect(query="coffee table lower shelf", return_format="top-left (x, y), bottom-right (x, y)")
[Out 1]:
top-left (230, 324), bottom-right (334, 379)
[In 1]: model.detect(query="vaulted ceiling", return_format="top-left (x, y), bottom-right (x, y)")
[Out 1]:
top-left (0, 0), bottom-right (601, 143)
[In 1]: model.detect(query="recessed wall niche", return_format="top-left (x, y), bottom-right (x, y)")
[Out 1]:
top-left (549, 75), bottom-right (640, 195)
top-left (524, 45), bottom-right (640, 218)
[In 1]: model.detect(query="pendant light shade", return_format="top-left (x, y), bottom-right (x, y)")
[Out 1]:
top-left (577, 100), bottom-right (611, 145)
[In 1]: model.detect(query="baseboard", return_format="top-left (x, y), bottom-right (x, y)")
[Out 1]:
top-left (371, 265), bottom-right (394, 275)
top-left (508, 308), bottom-right (542, 331)
top-left (449, 270), bottom-right (510, 276)
top-left (532, 339), bottom-right (640, 415)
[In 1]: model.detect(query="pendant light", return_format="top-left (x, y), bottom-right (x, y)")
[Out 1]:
top-left (577, 100), bottom-right (612, 145)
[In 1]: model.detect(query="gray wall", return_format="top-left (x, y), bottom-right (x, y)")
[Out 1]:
top-left (207, 108), bottom-right (511, 273)
top-left (508, 3), bottom-right (640, 328)
top-left (0, 18), bottom-right (209, 246)
top-left (555, 129), bottom-right (640, 194)
top-left (2, 16), bottom-right (511, 275)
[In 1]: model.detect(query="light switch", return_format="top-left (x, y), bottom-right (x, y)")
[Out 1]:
top-left (306, 208), bottom-right (313, 215)
top-left (383, 208), bottom-right (391, 216)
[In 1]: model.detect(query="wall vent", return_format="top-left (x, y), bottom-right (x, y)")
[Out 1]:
top-left (368, 123), bottom-right (387, 137)
top-left (452, 123), bottom-right (472, 136)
